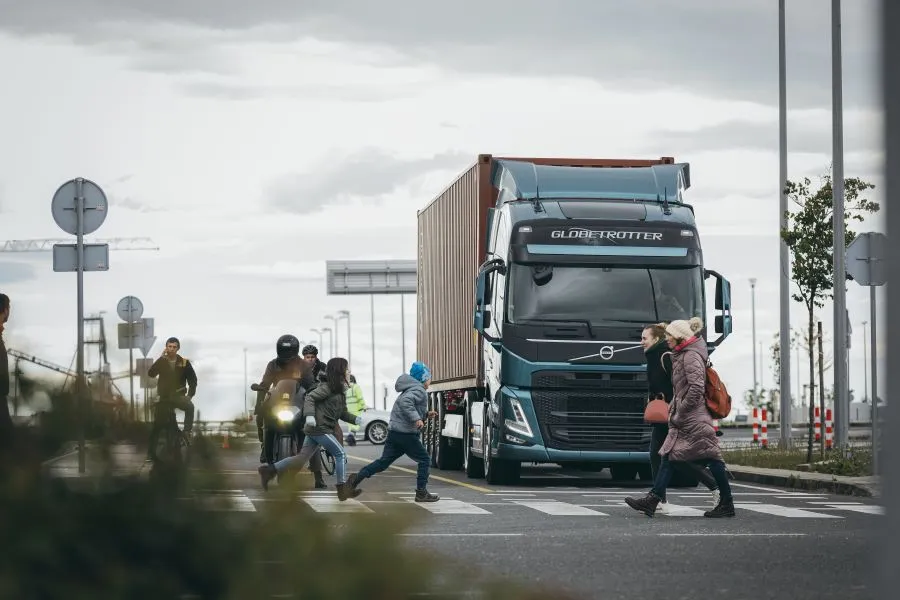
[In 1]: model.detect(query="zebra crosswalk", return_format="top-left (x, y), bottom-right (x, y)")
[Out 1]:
top-left (181, 488), bottom-right (883, 519)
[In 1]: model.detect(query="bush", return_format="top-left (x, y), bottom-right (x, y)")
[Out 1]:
top-left (1, 426), bottom-right (572, 599)
top-left (723, 443), bottom-right (874, 477)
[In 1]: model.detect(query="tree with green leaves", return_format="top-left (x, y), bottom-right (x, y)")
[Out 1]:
top-left (781, 170), bottom-right (878, 461)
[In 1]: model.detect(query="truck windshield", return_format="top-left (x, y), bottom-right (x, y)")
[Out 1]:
top-left (506, 264), bottom-right (703, 326)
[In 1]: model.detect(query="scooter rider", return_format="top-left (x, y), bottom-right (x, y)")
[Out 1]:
top-left (255, 334), bottom-right (328, 489)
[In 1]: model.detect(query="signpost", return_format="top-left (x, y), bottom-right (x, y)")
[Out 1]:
top-left (845, 231), bottom-right (887, 474)
top-left (51, 178), bottom-right (109, 474)
top-left (117, 297), bottom-right (156, 420)
top-left (326, 260), bottom-right (416, 409)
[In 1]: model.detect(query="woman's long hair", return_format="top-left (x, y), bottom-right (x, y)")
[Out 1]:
top-left (325, 357), bottom-right (349, 394)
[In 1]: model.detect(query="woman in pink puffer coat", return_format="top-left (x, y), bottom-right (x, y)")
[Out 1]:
top-left (625, 317), bottom-right (735, 518)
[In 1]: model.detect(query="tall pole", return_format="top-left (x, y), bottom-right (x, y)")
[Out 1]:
top-left (128, 346), bottom-right (134, 419)
top-left (830, 0), bottom-right (850, 448)
top-left (341, 310), bottom-right (352, 368)
top-left (75, 179), bottom-right (86, 474)
top-left (796, 345), bottom-right (801, 420)
top-left (243, 347), bottom-right (248, 417)
top-left (869, 288), bottom-right (878, 474)
top-left (370, 294), bottom-right (377, 407)
top-left (750, 278), bottom-right (758, 400)
top-left (778, 0), bottom-right (793, 447)
top-left (861, 321), bottom-right (868, 402)
top-left (326, 315), bottom-right (339, 357)
top-left (400, 294), bottom-right (407, 370)
top-left (323, 328), bottom-right (333, 358)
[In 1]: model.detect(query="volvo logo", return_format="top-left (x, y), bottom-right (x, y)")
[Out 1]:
top-left (597, 346), bottom-right (615, 360)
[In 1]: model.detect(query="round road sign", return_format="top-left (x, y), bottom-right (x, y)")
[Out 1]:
top-left (51, 178), bottom-right (108, 236)
top-left (117, 296), bottom-right (144, 323)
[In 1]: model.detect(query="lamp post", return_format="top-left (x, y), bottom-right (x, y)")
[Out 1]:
top-left (750, 278), bottom-right (758, 400)
top-left (337, 310), bottom-right (351, 366)
top-left (310, 328), bottom-right (324, 352)
top-left (322, 327), bottom-right (334, 358)
top-left (862, 320), bottom-right (868, 402)
top-left (243, 347), bottom-right (248, 418)
top-left (326, 314), bottom-right (339, 357)
top-left (400, 294), bottom-right (407, 370)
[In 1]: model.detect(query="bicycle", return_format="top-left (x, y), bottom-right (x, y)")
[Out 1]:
top-left (319, 445), bottom-right (336, 475)
top-left (148, 392), bottom-right (191, 484)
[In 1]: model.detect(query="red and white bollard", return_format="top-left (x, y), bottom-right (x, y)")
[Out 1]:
top-left (825, 408), bottom-right (833, 450)
top-left (761, 408), bottom-right (769, 448)
top-left (814, 406), bottom-right (822, 442)
top-left (752, 408), bottom-right (760, 444)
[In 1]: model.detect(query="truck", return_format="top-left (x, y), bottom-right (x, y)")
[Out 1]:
top-left (416, 154), bottom-right (733, 484)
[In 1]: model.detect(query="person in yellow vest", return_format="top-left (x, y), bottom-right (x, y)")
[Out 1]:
top-left (344, 374), bottom-right (366, 446)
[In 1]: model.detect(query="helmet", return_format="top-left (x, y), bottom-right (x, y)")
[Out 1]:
top-left (301, 344), bottom-right (318, 357)
top-left (276, 335), bottom-right (300, 361)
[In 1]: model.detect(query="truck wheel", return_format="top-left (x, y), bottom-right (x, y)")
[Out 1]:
top-left (482, 414), bottom-right (520, 485)
top-left (463, 411), bottom-right (484, 478)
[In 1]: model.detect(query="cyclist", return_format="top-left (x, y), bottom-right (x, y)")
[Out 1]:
top-left (256, 334), bottom-right (327, 489)
top-left (302, 344), bottom-right (327, 383)
top-left (146, 337), bottom-right (197, 460)
top-left (302, 343), bottom-right (344, 446)
top-left (344, 374), bottom-right (366, 445)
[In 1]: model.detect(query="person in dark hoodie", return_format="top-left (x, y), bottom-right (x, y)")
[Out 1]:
top-left (345, 361), bottom-right (439, 503)
top-left (642, 323), bottom-right (721, 512)
top-left (257, 357), bottom-right (362, 500)
top-left (0, 293), bottom-right (13, 456)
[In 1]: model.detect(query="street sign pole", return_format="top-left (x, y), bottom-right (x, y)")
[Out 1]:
top-left (845, 231), bottom-right (887, 473)
top-left (51, 177), bottom-right (109, 474)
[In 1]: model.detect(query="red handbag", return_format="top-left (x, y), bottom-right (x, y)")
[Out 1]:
top-left (644, 397), bottom-right (669, 423)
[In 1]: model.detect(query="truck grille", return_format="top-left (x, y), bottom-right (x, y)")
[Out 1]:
top-left (531, 386), bottom-right (651, 451)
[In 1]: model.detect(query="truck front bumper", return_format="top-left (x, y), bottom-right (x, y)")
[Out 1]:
top-left (495, 442), bottom-right (650, 464)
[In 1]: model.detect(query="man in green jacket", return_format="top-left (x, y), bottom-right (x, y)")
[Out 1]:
top-left (344, 374), bottom-right (366, 445)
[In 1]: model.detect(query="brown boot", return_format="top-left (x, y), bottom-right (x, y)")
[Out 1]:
top-left (624, 493), bottom-right (662, 517)
top-left (336, 482), bottom-right (362, 501)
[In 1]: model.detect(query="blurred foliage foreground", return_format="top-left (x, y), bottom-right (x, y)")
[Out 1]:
top-left (0, 427), bottom-right (570, 600)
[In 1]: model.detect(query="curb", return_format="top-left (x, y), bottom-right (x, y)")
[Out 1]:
top-left (727, 465), bottom-right (878, 497)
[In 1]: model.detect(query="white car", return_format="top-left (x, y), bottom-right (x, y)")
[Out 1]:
top-left (338, 408), bottom-right (390, 445)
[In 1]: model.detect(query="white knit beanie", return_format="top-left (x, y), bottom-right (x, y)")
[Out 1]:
top-left (666, 317), bottom-right (703, 341)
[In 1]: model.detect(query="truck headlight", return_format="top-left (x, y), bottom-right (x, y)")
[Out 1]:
top-left (504, 396), bottom-right (533, 438)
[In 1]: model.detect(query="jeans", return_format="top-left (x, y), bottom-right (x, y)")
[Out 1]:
top-left (148, 395), bottom-right (195, 457)
top-left (652, 457), bottom-right (733, 503)
top-left (274, 433), bottom-right (346, 484)
top-left (357, 430), bottom-right (430, 490)
top-left (650, 423), bottom-right (718, 492)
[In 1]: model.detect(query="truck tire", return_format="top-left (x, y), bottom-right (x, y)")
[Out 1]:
top-left (610, 464), bottom-right (640, 481)
top-left (463, 409), bottom-right (484, 478)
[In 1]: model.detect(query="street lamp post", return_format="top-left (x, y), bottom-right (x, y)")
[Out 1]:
top-left (310, 328), bottom-right (324, 352)
top-left (400, 294), bottom-right (407, 370)
top-left (337, 310), bottom-right (351, 367)
top-left (322, 327), bottom-right (334, 358)
top-left (326, 315), bottom-right (339, 357)
top-left (777, 0), bottom-right (792, 448)
top-left (243, 347), bottom-right (248, 418)
top-left (750, 278), bottom-right (758, 400)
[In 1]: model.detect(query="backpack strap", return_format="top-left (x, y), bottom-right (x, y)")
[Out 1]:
top-left (660, 351), bottom-right (673, 376)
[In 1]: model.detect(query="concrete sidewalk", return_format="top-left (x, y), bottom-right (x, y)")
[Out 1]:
top-left (728, 464), bottom-right (880, 497)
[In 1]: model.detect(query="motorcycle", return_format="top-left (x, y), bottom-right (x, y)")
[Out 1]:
top-left (251, 379), bottom-right (302, 463)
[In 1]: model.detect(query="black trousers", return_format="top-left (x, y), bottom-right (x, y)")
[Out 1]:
top-left (649, 423), bottom-right (718, 491)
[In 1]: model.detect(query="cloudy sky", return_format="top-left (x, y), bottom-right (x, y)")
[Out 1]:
top-left (0, 0), bottom-right (886, 421)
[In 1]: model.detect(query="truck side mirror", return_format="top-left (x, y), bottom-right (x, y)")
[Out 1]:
top-left (705, 269), bottom-right (732, 348)
top-left (714, 315), bottom-right (732, 335)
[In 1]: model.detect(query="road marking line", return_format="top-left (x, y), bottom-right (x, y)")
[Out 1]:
top-left (346, 454), bottom-right (493, 493)
top-left (659, 533), bottom-right (806, 537)
top-left (195, 493), bottom-right (257, 512)
top-left (730, 482), bottom-right (793, 492)
top-left (404, 498), bottom-right (492, 515)
top-left (814, 504), bottom-right (884, 515)
top-left (397, 533), bottom-right (522, 537)
top-left (734, 503), bottom-right (843, 518)
top-left (301, 496), bottom-right (374, 513)
top-left (658, 504), bottom-right (707, 517)
top-left (510, 499), bottom-right (608, 516)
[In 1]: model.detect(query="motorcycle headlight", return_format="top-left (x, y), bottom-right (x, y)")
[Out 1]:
top-left (277, 408), bottom-right (297, 423)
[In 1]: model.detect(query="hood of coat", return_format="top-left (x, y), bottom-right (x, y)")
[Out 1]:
top-left (395, 373), bottom-right (424, 393)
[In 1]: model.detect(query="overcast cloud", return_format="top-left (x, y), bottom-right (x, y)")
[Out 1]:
top-left (0, 2), bottom-right (885, 420)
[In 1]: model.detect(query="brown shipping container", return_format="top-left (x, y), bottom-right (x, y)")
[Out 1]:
top-left (417, 154), bottom-right (675, 389)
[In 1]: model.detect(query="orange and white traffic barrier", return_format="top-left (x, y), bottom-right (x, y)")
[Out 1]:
top-left (752, 408), bottom-right (760, 444)
top-left (222, 430), bottom-right (230, 449)
top-left (814, 406), bottom-right (822, 442)
top-left (825, 408), bottom-right (833, 450)
top-left (761, 408), bottom-right (769, 448)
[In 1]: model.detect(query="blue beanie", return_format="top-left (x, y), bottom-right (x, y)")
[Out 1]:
top-left (409, 361), bottom-right (431, 383)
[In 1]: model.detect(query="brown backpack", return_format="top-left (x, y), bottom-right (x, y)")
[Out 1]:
top-left (705, 361), bottom-right (732, 418)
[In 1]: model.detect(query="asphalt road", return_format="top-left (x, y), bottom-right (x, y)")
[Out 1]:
top-left (200, 439), bottom-right (880, 600)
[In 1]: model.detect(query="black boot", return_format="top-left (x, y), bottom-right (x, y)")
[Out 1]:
top-left (257, 464), bottom-right (277, 492)
top-left (415, 488), bottom-right (439, 503)
top-left (625, 493), bottom-right (662, 517)
top-left (313, 470), bottom-right (328, 489)
top-left (704, 499), bottom-right (736, 518)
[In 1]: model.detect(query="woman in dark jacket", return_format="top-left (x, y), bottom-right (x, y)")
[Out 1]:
top-left (630, 318), bottom-right (735, 518)
top-left (258, 357), bottom-right (363, 500)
